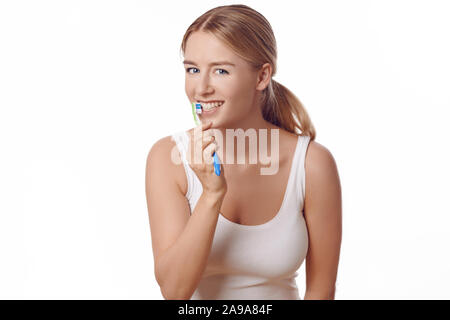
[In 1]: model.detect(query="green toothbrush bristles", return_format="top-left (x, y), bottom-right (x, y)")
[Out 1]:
top-left (191, 102), bottom-right (200, 125)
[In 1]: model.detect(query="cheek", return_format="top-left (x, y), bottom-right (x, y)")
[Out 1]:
top-left (185, 81), bottom-right (194, 96)
top-left (228, 81), bottom-right (254, 104)
top-left (224, 78), bottom-right (250, 99)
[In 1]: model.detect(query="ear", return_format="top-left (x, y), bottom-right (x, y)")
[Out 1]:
top-left (255, 63), bottom-right (272, 91)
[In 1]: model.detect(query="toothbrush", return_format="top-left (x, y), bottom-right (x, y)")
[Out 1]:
top-left (191, 102), bottom-right (221, 176)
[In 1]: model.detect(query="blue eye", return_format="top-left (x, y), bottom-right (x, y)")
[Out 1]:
top-left (186, 67), bottom-right (199, 74)
top-left (216, 69), bottom-right (229, 75)
top-left (185, 68), bottom-right (229, 75)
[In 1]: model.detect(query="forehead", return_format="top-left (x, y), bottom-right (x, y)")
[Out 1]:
top-left (184, 31), bottom-right (243, 66)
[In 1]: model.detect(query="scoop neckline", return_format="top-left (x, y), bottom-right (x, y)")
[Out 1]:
top-left (218, 135), bottom-right (302, 230)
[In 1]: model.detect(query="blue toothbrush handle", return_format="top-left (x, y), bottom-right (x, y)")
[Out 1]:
top-left (213, 152), bottom-right (221, 176)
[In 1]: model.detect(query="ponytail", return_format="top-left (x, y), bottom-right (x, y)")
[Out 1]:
top-left (261, 79), bottom-right (316, 140)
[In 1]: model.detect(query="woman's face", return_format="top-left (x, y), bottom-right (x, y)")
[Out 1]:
top-left (183, 31), bottom-right (267, 129)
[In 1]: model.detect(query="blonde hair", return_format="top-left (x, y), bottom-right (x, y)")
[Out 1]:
top-left (180, 4), bottom-right (316, 140)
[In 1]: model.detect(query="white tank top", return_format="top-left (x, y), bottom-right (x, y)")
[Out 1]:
top-left (171, 130), bottom-right (311, 300)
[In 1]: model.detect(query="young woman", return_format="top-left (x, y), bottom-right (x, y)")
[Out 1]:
top-left (145, 4), bottom-right (342, 300)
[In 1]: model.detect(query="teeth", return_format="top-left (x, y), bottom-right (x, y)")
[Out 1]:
top-left (200, 101), bottom-right (224, 110)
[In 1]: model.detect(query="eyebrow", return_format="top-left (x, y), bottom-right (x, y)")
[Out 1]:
top-left (183, 60), bottom-right (236, 67)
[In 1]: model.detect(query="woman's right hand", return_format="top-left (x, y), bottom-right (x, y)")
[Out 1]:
top-left (187, 121), bottom-right (227, 198)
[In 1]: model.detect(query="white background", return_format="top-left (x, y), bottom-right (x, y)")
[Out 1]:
top-left (1, 0), bottom-right (449, 299)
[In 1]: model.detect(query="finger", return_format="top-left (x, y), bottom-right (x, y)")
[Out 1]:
top-left (193, 122), bottom-right (212, 145)
top-left (201, 135), bottom-right (215, 151)
top-left (201, 133), bottom-right (212, 143)
top-left (202, 129), bottom-right (215, 139)
top-left (203, 144), bottom-right (216, 165)
top-left (204, 142), bottom-right (218, 159)
top-left (193, 121), bottom-right (210, 141)
top-left (192, 133), bottom-right (214, 164)
top-left (202, 121), bottom-right (213, 131)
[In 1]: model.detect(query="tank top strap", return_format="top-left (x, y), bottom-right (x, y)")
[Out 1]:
top-left (280, 135), bottom-right (311, 213)
top-left (170, 130), bottom-right (203, 213)
top-left (293, 135), bottom-right (311, 210)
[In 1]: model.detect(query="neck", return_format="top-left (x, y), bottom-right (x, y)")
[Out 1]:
top-left (213, 113), bottom-right (281, 168)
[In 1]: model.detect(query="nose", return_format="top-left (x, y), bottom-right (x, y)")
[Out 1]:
top-left (197, 73), bottom-right (214, 95)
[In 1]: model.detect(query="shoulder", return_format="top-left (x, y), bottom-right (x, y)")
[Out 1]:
top-left (304, 139), bottom-right (341, 209)
top-left (147, 135), bottom-right (176, 165)
top-left (305, 140), bottom-right (338, 177)
top-left (146, 134), bottom-right (188, 195)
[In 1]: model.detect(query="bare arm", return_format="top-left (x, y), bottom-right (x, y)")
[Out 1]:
top-left (145, 136), bottom-right (225, 300)
top-left (303, 141), bottom-right (342, 300)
